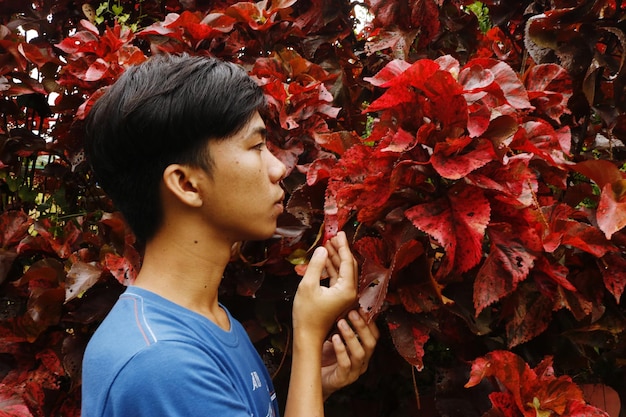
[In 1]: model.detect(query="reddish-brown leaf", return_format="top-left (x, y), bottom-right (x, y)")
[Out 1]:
top-left (385, 309), bottom-right (430, 371)
top-left (599, 252), bottom-right (626, 303)
top-left (410, 0), bottom-right (440, 48)
top-left (21, 287), bottom-right (65, 342)
top-left (504, 284), bottom-right (554, 348)
top-left (65, 261), bottom-right (103, 302)
top-left (473, 223), bottom-right (536, 315)
top-left (581, 384), bottom-right (620, 417)
top-left (12, 258), bottom-right (65, 291)
top-left (0, 210), bottom-right (32, 248)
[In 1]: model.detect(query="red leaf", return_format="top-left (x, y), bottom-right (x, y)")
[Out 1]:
top-left (465, 350), bottom-right (534, 413)
top-left (0, 391), bottom-right (32, 417)
top-left (312, 130), bottom-right (360, 156)
top-left (83, 58), bottom-right (110, 82)
top-left (306, 157), bottom-right (336, 186)
top-left (543, 203), bottom-right (616, 257)
top-left (563, 401), bottom-right (611, 417)
top-left (431, 137), bottom-right (496, 180)
top-left (35, 348), bottom-right (65, 376)
top-left (103, 245), bottom-right (140, 286)
top-left (364, 28), bottom-right (419, 59)
top-left (524, 64), bottom-right (572, 123)
top-left (29, 219), bottom-right (82, 259)
top-left (18, 42), bottom-right (62, 67)
top-left (380, 128), bottom-right (417, 153)
top-left (473, 223), bottom-right (536, 315)
top-left (363, 59), bottom-right (411, 87)
top-left (385, 309), bottom-right (430, 371)
top-left (572, 160), bottom-right (624, 190)
top-left (405, 185), bottom-right (490, 277)
top-left (358, 256), bottom-right (391, 319)
top-left (466, 155), bottom-right (537, 206)
top-left (533, 378), bottom-right (585, 415)
top-left (459, 64), bottom-right (496, 91)
top-left (0, 248), bottom-right (17, 285)
top-left (488, 392), bottom-right (521, 417)
top-left (100, 212), bottom-right (136, 246)
top-left (324, 144), bottom-right (396, 237)
top-left (534, 255), bottom-right (576, 292)
top-left (511, 120), bottom-right (571, 166)
top-left (225, 1), bottom-right (276, 31)
top-left (597, 181), bottom-right (626, 239)
top-left (166, 10), bottom-right (221, 42)
top-left (465, 58), bottom-right (531, 110)
top-left (54, 27), bottom-right (100, 54)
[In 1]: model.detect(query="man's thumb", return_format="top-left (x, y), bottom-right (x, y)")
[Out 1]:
top-left (301, 246), bottom-right (327, 286)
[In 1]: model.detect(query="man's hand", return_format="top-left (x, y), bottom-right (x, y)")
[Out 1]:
top-left (286, 231), bottom-right (375, 417)
top-left (321, 310), bottom-right (379, 399)
top-left (292, 231), bottom-right (359, 343)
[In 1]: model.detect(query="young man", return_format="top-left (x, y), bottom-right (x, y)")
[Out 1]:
top-left (81, 53), bottom-right (378, 417)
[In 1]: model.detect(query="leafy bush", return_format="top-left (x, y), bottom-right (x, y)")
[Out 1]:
top-left (0, 0), bottom-right (624, 416)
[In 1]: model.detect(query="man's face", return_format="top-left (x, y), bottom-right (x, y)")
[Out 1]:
top-left (199, 111), bottom-right (287, 242)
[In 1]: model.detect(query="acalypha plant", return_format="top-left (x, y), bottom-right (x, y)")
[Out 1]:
top-left (0, 0), bottom-right (623, 416)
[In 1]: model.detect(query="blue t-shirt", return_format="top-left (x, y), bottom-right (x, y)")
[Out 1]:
top-left (81, 287), bottom-right (279, 417)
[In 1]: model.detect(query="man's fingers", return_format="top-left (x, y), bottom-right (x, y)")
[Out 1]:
top-left (333, 232), bottom-right (356, 290)
top-left (324, 240), bottom-right (340, 284)
top-left (337, 319), bottom-right (365, 364)
top-left (331, 333), bottom-right (351, 371)
top-left (348, 311), bottom-right (378, 355)
top-left (301, 246), bottom-right (328, 287)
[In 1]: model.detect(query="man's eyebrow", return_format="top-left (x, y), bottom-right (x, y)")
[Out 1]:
top-left (252, 126), bottom-right (267, 139)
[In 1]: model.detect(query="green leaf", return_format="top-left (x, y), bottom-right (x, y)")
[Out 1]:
top-left (111, 4), bottom-right (123, 16)
top-left (96, 2), bottom-right (108, 16)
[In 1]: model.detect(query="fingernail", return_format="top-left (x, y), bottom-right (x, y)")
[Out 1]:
top-left (339, 319), bottom-right (350, 330)
top-left (349, 311), bottom-right (360, 321)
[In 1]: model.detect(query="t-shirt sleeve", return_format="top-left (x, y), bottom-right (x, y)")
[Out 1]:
top-left (102, 341), bottom-right (254, 417)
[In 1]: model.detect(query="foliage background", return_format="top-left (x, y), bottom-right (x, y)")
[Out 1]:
top-left (0, 0), bottom-right (624, 416)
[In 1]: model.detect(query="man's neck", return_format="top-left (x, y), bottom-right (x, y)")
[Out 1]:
top-left (133, 228), bottom-right (234, 330)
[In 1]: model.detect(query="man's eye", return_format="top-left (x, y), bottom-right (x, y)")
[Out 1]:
top-left (253, 142), bottom-right (266, 150)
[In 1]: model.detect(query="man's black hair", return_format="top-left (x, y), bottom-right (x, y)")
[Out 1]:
top-left (85, 53), bottom-right (266, 243)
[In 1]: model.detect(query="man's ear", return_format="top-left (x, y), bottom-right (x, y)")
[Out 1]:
top-left (162, 164), bottom-right (204, 208)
